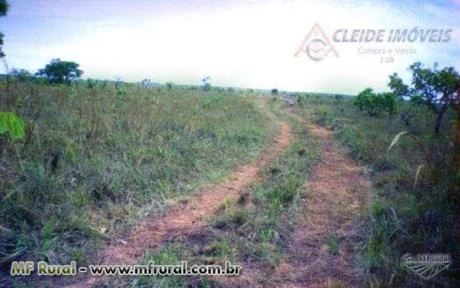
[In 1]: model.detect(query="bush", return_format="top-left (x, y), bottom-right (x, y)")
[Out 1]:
top-left (336, 125), bottom-right (369, 161)
top-left (354, 88), bottom-right (398, 116)
top-left (0, 112), bottom-right (25, 141)
top-left (10, 69), bottom-right (35, 83)
top-left (312, 105), bottom-right (334, 127)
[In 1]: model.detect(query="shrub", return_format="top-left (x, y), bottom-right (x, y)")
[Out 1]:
top-left (0, 112), bottom-right (25, 141)
top-left (313, 105), bottom-right (334, 127)
top-left (354, 88), bottom-right (398, 116)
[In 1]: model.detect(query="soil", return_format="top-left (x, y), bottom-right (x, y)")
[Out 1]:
top-left (63, 105), bottom-right (371, 288)
top-left (65, 121), bottom-right (292, 288)
top-left (268, 123), bottom-right (371, 288)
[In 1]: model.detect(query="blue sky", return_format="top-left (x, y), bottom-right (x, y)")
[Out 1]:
top-left (0, 0), bottom-right (459, 94)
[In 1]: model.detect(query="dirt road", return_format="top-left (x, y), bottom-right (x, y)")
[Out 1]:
top-left (66, 121), bottom-right (292, 288)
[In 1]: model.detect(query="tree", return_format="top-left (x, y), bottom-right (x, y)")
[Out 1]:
top-left (354, 88), bottom-right (398, 116)
top-left (389, 62), bottom-right (460, 135)
top-left (0, 0), bottom-right (9, 64)
top-left (354, 88), bottom-right (373, 111)
top-left (271, 88), bottom-right (278, 95)
top-left (388, 73), bottom-right (409, 101)
top-left (381, 92), bottom-right (398, 116)
top-left (140, 78), bottom-right (152, 88)
top-left (0, 0), bottom-right (7, 16)
top-left (202, 76), bottom-right (211, 91)
top-left (36, 58), bottom-right (83, 84)
top-left (10, 68), bottom-right (34, 82)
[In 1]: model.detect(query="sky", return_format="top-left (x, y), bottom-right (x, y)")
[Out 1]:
top-left (0, 0), bottom-right (459, 94)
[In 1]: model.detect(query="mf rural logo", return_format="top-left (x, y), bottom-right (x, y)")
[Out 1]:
top-left (401, 253), bottom-right (451, 280)
top-left (295, 22), bottom-right (453, 61)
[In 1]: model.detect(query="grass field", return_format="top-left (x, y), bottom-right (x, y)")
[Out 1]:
top-left (0, 81), bottom-right (274, 281)
top-left (1, 80), bottom-right (458, 287)
top-left (117, 99), bottom-right (322, 287)
top-left (297, 94), bottom-right (459, 287)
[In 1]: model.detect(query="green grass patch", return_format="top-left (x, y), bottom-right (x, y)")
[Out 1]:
top-left (299, 94), bottom-right (459, 287)
top-left (129, 103), bottom-right (321, 287)
top-left (209, 110), bottom-right (321, 270)
top-left (0, 82), bottom-right (273, 284)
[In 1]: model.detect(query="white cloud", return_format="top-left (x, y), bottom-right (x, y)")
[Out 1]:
top-left (3, 0), bottom-right (459, 94)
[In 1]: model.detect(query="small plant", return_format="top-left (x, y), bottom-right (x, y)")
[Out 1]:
top-left (313, 105), bottom-right (334, 127)
top-left (386, 131), bottom-right (408, 152)
top-left (0, 111), bottom-right (25, 160)
top-left (0, 111), bottom-right (25, 140)
top-left (326, 235), bottom-right (338, 255)
top-left (297, 94), bottom-right (310, 106)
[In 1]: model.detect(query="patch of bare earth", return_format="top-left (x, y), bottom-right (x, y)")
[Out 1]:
top-left (65, 122), bottom-right (292, 288)
top-left (269, 123), bottom-right (371, 288)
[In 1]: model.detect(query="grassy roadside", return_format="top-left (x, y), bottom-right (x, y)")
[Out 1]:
top-left (0, 82), bottom-right (274, 286)
top-left (122, 99), bottom-right (322, 287)
top-left (298, 95), bottom-right (458, 287)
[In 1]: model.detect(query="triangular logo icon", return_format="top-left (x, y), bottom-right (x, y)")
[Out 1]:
top-left (401, 254), bottom-right (451, 280)
top-left (295, 22), bottom-right (339, 61)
